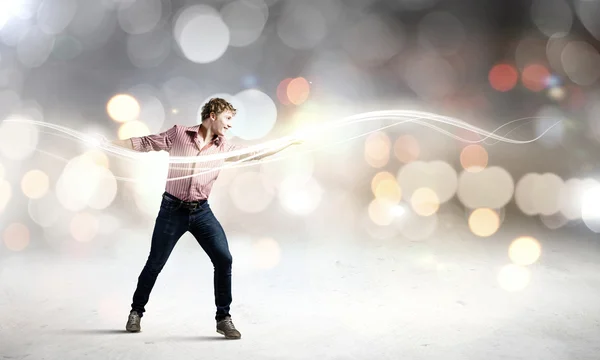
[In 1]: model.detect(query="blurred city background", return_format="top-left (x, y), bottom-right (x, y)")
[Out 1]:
top-left (1, 0), bottom-right (600, 358)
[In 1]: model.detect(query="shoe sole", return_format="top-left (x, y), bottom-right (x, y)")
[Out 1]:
top-left (217, 329), bottom-right (241, 339)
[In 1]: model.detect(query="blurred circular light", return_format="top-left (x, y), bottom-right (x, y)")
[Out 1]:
top-left (364, 132), bottom-right (391, 168)
top-left (368, 198), bottom-right (395, 226)
top-left (581, 184), bottom-right (600, 232)
top-left (508, 236), bottom-right (541, 265)
top-left (221, 0), bottom-right (268, 47)
top-left (371, 172), bottom-right (396, 194)
top-left (230, 89), bottom-right (277, 140)
top-left (531, 0), bottom-right (573, 37)
top-left (117, 0), bottom-right (163, 35)
top-left (278, 175), bottom-right (322, 216)
top-left (417, 11), bottom-right (465, 55)
top-left (561, 41), bottom-right (600, 86)
top-left (70, 212), bottom-right (99, 242)
top-left (489, 64), bottom-right (518, 92)
top-left (253, 237), bottom-right (281, 269)
top-left (118, 120), bottom-right (150, 140)
top-left (397, 160), bottom-right (458, 204)
top-left (374, 178), bottom-right (402, 204)
top-left (37, 0), bottom-right (78, 35)
top-left (468, 208), bottom-right (500, 237)
top-left (522, 64), bottom-right (550, 92)
top-left (0, 180), bottom-right (12, 212)
top-left (0, 116), bottom-right (40, 161)
top-left (287, 77), bottom-right (310, 105)
top-left (410, 187), bottom-right (439, 216)
top-left (497, 264), bottom-right (531, 292)
top-left (3, 223), bottom-right (30, 252)
top-left (457, 167), bottom-right (514, 209)
top-left (107, 94), bottom-right (140, 123)
top-left (393, 134), bottom-right (420, 163)
top-left (174, 5), bottom-right (230, 64)
top-left (276, 78), bottom-right (293, 105)
top-left (460, 144), bottom-right (488, 172)
top-left (21, 169), bottom-right (50, 199)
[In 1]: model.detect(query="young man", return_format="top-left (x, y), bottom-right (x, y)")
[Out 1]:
top-left (111, 97), bottom-right (300, 339)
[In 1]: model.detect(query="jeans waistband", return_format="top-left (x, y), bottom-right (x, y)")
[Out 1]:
top-left (163, 192), bottom-right (207, 209)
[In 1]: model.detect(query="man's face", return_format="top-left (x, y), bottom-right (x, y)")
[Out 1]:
top-left (212, 110), bottom-right (234, 136)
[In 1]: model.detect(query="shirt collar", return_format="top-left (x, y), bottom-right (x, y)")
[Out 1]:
top-left (185, 125), bottom-right (222, 146)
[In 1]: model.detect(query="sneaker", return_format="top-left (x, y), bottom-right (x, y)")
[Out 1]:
top-left (216, 316), bottom-right (241, 339)
top-left (126, 311), bottom-right (141, 332)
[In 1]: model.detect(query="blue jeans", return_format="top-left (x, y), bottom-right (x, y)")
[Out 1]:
top-left (131, 192), bottom-right (233, 321)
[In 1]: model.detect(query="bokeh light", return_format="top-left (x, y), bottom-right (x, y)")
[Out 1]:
top-left (21, 169), bottom-right (50, 199)
top-left (371, 171), bottom-right (396, 195)
top-left (531, 0), bottom-right (573, 37)
top-left (393, 134), bottom-right (420, 163)
top-left (522, 64), bottom-right (550, 92)
top-left (118, 120), bottom-right (150, 140)
top-left (28, 191), bottom-right (62, 227)
top-left (561, 41), bottom-right (600, 86)
top-left (276, 78), bottom-right (293, 105)
top-left (0, 180), bottom-right (12, 212)
top-left (374, 178), bottom-right (402, 204)
top-left (278, 175), bottom-right (322, 216)
top-left (106, 94), bottom-right (140, 123)
top-left (468, 208), bottom-right (500, 237)
top-left (397, 161), bottom-right (458, 204)
top-left (460, 144), bottom-right (488, 172)
top-left (0, 116), bottom-right (40, 161)
top-left (174, 5), bottom-right (230, 64)
top-left (277, 2), bottom-right (327, 50)
top-left (368, 198), bottom-right (395, 226)
top-left (489, 64), bottom-right (518, 92)
top-left (364, 131), bottom-right (391, 168)
top-left (229, 89), bottom-right (277, 140)
top-left (287, 77), bottom-right (310, 105)
top-left (221, 0), bottom-right (268, 48)
top-left (509, 236), bottom-right (542, 265)
top-left (252, 237), bottom-right (281, 269)
top-left (457, 167), bottom-right (514, 209)
top-left (70, 212), bottom-right (99, 242)
top-left (3, 222), bottom-right (30, 252)
top-left (497, 264), bottom-right (531, 292)
top-left (581, 184), bottom-right (600, 233)
top-left (515, 172), bottom-right (564, 216)
top-left (410, 187), bottom-right (440, 216)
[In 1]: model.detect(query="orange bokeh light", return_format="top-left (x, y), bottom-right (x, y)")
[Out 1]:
top-left (522, 64), bottom-right (550, 92)
top-left (394, 135), bottom-right (420, 163)
top-left (287, 77), bottom-right (310, 105)
top-left (276, 78), bottom-right (293, 105)
top-left (489, 64), bottom-right (518, 92)
top-left (460, 144), bottom-right (488, 172)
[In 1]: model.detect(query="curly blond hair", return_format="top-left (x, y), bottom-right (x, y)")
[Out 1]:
top-left (200, 98), bottom-right (237, 121)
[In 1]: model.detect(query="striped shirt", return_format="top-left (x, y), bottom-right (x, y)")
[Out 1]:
top-left (130, 124), bottom-right (252, 201)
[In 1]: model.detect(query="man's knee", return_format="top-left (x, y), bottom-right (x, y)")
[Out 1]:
top-left (214, 252), bottom-right (232, 270)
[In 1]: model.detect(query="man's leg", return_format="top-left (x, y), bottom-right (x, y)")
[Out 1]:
top-left (189, 203), bottom-right (240, 339)
top-left (130, 199), bottom-right (188, 318)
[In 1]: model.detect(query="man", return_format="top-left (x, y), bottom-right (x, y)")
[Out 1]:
top-left (111, 97), bottom-right (300, 339)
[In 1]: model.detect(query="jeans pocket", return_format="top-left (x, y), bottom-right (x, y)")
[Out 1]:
top-left (161, 195), bottom-right (182, 212)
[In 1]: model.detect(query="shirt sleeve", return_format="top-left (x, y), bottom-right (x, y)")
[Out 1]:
top-left (225, 141), bottom-right (261, 161)
top-left (130, 125), bottom-right (177, 152)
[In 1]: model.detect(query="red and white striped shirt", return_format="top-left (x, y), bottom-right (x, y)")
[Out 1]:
top-left (131, 124), bottom-right (250, 201)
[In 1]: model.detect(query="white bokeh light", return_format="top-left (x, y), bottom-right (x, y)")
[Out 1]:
top-left (221, 0), bottom-right (268, 47)
top-left (531, 0), bottom-right (573, 37)
top-left (37, 0), bottom-right (77, 35)
top-left (397, 160), bottom-right (458, 204)
top-left (229, 89), bottom-right (277, 140)
top-left (457, 167), bottom-right (514, 209)
top-left (582, 184), bottom-right (600, 233)
top-left (17, 26), bottom-right (55, 68)
top-left (174, 5), bottom-right (230, 64)
top-left (117, 0), bottom-right (164, 35)
top-left (0, 116), bottom-right (39, 161)
top-left (278, 175), bottom-right (323, 216)
top-left (28, 191), bottom-right (63, 227)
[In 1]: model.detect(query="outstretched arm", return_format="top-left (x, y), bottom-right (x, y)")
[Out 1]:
top-left (110, 126), bottom-right (177, 152)
top-left (226, 137), bottom-right (302, 162)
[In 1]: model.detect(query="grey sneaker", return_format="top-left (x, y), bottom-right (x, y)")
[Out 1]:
top-left (216, 316), bottom-right (241, 339)
top-left (126, 311), bottom-right (141, 332)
